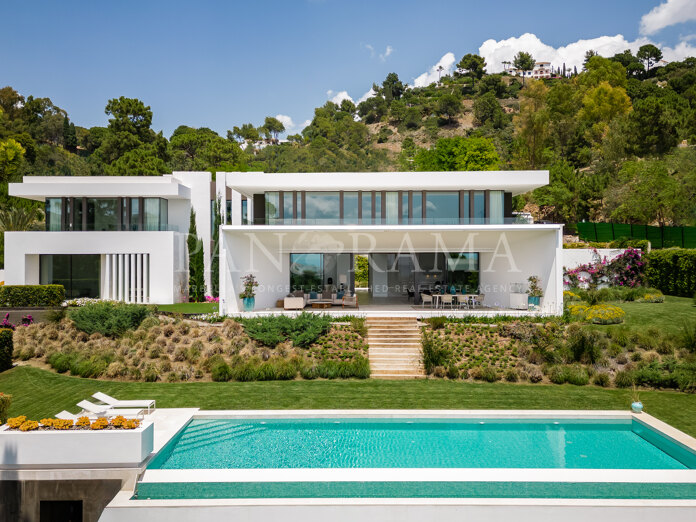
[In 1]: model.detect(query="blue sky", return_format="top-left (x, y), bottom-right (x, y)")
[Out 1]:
top-left (3, 0), bottom-right (696, 137)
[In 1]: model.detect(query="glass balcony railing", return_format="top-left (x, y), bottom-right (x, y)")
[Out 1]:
top-left (250, 216), bottom-right (537, 226)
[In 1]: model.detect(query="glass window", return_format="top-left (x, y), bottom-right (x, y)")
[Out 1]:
top-left (160, 199), bottom-right (168, 230)
top-left (289, 253), bottom-right (323, 292)
top-left (385, 192), bottom-right (399, 225)
top-left (240, 199), bottom-right (246, 225)
top-left (73, 198), bottom-right (83, 231)
top-left (86, 198), bottom-right (118, 231)
top-left (343, 192), bottom-right (358, 224)
top-left (401, 193), bottom-right (409, 223)
top-left (361, 192), bottom-right (372, 224)
top-left (265, 192), bottom-right (280, 224)
top-left (46, 198), bottom-right (62, 231)
top-left (461, 192), bottom-right (469, 225)
top-left (375, 192), bottom-right (382, 223)
top-left (447, 253), bottom-right (480, 293)
top-left (473, 191), bottom-right (485, 224)
top-left (489, 190), bottom-right (504, 224)
top-left (305, 192), bottom-right (339, 224)
top-left (143, 198), bottom-right (161, 231)
top-left (129, 198), bottom-right (141, 231)
top-left (412, 192), bottom-right (422, 225)
top-left (296, 194), bottom-right (303, 222)
top-left (283, 191), bottom-right (294, 223)
top-left (425, 192), bottom-right (459, 224)
top-left (40, 254), bottom-right (100, 298)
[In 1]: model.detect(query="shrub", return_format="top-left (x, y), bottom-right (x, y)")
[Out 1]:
top-left (0, 329), bottom-right (12, 372)
top-left (231, 358), bottom-right (260, 382)
top-left (481, 366), bottom-right (500, 382)
top-left (69, 302), bottom-right (152, 337)
top-left (239, 313), bottom-right (332, 348)
top-left (447, 364), bottom-right (460, 379)
top-left (681, 320), bottom-right (696, 353)
top-left (504, 368), bottom-right (519, 382)
top-left (593, 372), bottom-right (610, 387)
top-left (211, 361), bottom-right (232, 382)
top-left (0, 285), bottom-right (65, 307)
top-left (549, 365), bottom-right (589, 386)
top-left (300, 364), bottom-right (319, 380)
top-left (528, 368), bottom-right (543, 383)
top-left (349, 317), bottom-right (367, 337)
top-left (422, 331), bottom-right (451, 373)
top-left (614, 370), bottom-right (634, 388)
top-left (645, 249), bottom-right (696, 297)
top-left (426, 316), bottom-right (447, 330)
top-left (585, 304), bottom-right (625, 325)
top-left (143, 364), bottom-right (159, 382)
top-left (565, 325), bottom-right (606, 363)
top-left (0, 393), bottom-right (11, 423)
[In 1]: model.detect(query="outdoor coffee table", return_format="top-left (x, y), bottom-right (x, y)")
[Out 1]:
top-left (311, 301), bottom-right (333, 309)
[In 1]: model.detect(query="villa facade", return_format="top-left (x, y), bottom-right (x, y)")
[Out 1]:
top-left (6, 170), bottom-right (564, 314)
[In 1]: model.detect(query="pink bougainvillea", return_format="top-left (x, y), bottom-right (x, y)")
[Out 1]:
top-left (564, 248), bottom-right (644, 289)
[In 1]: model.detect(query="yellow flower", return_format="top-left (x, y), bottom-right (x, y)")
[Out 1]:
top-left (7, 416), bottom-right (26, 429)
top-left (585, 304), bottom-right (625, 324)
top-left (19, 420), bottom-right (39, 431)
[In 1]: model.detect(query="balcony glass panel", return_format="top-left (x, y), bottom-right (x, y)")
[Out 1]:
top-left (412, 192), bottom-right (422, 224)
top-left (343, 192), bottom-right (358, 224)
top-left (401, 193), bottom-right (409, 223)
top-left (473, 191), bottom-right (485, 224)
top-left (461, 192), bottom-right (470, 225)
top-left (265, 192), bottom-right (280, 225)
top-left (283, 192), bottom-right (294, 223)
top-left (143, 198), bottom-right (162, 231)
top-left (86, 198), bottom-right (118, 231)
top-left (425, 192), bottom-right (459, 224)
top-left (375, 192), bottom-right (382, 223)
top-left (305, 192), bottom-right (339, 224)
top-left (361, 192), bottom-right (372, 224)
top-left (129, 198), bottom-right (141, 231)
top-left (46, 198), bottom-right (62, 231)
top-left (489, 190), bottom-right (504, 224)
top-left (385, 192), bottom-right (398, 225)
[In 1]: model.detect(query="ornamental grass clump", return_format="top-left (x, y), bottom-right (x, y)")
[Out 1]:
top-left (69, 301), bottom-right (152, 338)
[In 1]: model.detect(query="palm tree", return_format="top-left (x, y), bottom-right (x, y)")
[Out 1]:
top-left (0, 206), bottom-right (43, 231)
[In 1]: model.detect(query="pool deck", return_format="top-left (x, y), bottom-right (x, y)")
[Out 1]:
top-left (99, 409), bottom-right (696, 522)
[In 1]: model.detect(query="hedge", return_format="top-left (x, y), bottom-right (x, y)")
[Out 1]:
top-left (0, 285), bottom-right (65, 307)
top-left (0, 328), bottom-right (13, 372)
top-left (0, 392), bottom-right (11, 424)
top-left (645, 249), bottom-right (696, 297)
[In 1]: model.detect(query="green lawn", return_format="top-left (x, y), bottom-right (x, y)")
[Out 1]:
top-left (592, 296), bottom-right (695, 335)
top-left (156, 302), bottom-right (218, 314)
top-left (3, 365), bottom-right (696, 437)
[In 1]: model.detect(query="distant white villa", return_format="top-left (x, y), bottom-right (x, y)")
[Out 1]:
top-left (509, 61), bottom-right (554, 79)
top-left (6, 170), bottom-right (564, 314)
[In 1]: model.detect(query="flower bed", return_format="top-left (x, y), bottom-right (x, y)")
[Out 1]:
top-left (5, 415), bottom-right (141, 431)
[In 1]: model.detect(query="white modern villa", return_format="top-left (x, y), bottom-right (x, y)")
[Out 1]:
top-left (6, 170), bottom-right (564, 315)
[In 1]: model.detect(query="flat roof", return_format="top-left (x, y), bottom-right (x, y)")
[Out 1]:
top-left (9, 175), bottom-right (191, 201)
top-left (223, 171), bottom-right (548, 196)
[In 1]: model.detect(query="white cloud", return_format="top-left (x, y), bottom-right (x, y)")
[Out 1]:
top-left (379, 45), bottom-right (393, 62)
top-left (479, 32), bottom-right (696, 73)
top-left (357, 87), bottom-right (376, 104)
top-left (326, 89), bottom-right (354, 105)
top-left (640, 0), bottom-right (696, 35)
top-left (275, 114), bottom-right (295, 130)
top-left (412, 52), bottom-right (456, 87)
top-left (363, 43), bottom-right (375, 57)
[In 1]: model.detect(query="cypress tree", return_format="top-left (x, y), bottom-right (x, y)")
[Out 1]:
top-left (210, 197), bottom-right (222, 297)
top-left (188, 208), bottom-right (205, 302)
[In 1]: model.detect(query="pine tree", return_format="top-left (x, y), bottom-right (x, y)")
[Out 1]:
top-left (187, 208), bottom-right (205, 302)
top-left (210, 197), bottom-right (222, 297)
top-left (62, 117), bottom-right (77, 152)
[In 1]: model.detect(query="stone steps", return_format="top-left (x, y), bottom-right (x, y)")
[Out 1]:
top-left (366, 317), bottom-right (424, 380)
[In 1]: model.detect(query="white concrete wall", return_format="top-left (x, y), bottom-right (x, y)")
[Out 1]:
top-left (4, 232), bottom-right (185, 304)
top-left (562, 248), bottom-right (629, 270)
top-left (219, 226), bottom-right (563, 315)
top-left (0, 422), bottom-right (153, 466)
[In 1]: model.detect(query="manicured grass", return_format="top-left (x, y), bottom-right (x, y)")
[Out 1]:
top-left (3, 366), bottom-right (696, 437)
top-left (590, 296), bottom-right (695, 335)
top-left (156, 302), bottom-right (218, 314)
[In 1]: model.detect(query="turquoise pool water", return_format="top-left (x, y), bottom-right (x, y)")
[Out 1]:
top-left (147, 418), bottom-right (696, 470)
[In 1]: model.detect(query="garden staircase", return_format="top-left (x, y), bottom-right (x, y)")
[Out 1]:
top-left (366, 317), bottom-right (425, 379)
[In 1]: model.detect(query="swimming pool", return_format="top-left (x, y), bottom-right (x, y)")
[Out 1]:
top-left (134, 413), bottom-right (696, 500)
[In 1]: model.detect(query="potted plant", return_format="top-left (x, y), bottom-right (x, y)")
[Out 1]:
top-left (239, 274), bottom-right (259, 312)
top-left (631, 386), bottom-right (643, 413)
top-left (527, 275), bottom-right (543, 308)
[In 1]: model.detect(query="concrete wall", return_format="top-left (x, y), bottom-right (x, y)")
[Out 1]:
top-left (562, 248), bottom-right (629, 270)
top-left (220, 225), bottom-right (563, 314)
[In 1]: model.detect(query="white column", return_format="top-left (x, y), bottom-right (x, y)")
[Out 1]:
top-left (129, 254), bottom-right (135, 303)
top-left (118, 254), bottom-right (125, 301)
top-left (104, 255), bottom-right (111, 300)
top-left (136, 254), bottom-right (142, 303)
top-left (143, 254), bottom-right (149, 304)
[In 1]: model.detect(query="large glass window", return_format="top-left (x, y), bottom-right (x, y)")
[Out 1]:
top-left (86, 198), bottom-right (118, 231)
top-left (305, 192), bottom-right (339, 224)
top-left (343, 192), bottom-right (358, 224)
top-left (46, 198), bottom-right (62, 231)
top-left (489, 190), bottom-right (504, 224)
top-left (412, 192), bottom-right (423, 224)
top-left (143, 198), bottom-right (161, 231)
top-left (40, 254), bottom-right (100, 298)
top-left (289, 253), bottom-right (324, 292)
top-left (473, 191), bottom-right (485, 224)
top-left (361, 192), bottom-right (372, 224)
top-left (265, 192), bottom-right (280, 224)
top-left (375, 192), bottom-right (382, 223)
top-left (447, 253), bottom-right (480, 293)
top-left (385, 192), bottom-right (399, 225)
top-left (240, 199), bottom-right (247, 225)
top-left (425, 192), bottom-right (459, 224)
top-left (461, 192), bottom-right (470, 225)
top-left (401, 193), bottom-right (409, 223)
top-left (129, 198), bottom-right (141, 230)
top-left (283, 192), bottom-right (294, 223)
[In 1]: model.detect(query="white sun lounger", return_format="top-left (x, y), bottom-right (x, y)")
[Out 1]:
top-left (92, 392), bottom-right (156, 413)
top-left (77, 400), bottom-right (144, 419)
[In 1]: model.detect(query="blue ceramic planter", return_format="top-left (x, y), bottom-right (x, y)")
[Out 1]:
top-left (528, 296), bottom-right (541, 307)
top-left (631, 401), bottom-right (643, 413)
top-left (242, 297), bottom-right (255, 312)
